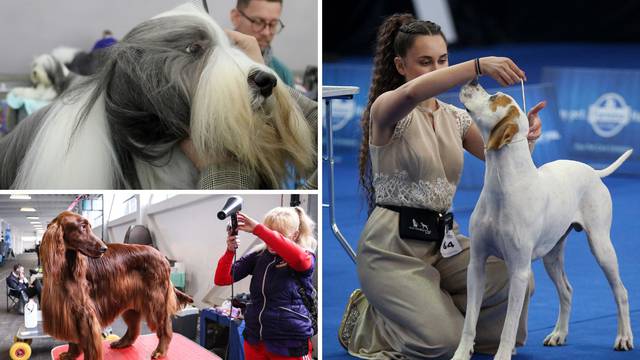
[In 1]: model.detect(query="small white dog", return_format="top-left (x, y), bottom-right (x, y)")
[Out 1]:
top-left (10, 54), bottom-right (70, 101)
top-left (452, 80), bottom-right (634, 360)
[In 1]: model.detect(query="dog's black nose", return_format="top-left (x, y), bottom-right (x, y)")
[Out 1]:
top-left (249, 70), bottom-right (277, 98)
top-left (469, 76), bottom-right (479, 86)
top-left (99, 246), bottom-right (108, 253)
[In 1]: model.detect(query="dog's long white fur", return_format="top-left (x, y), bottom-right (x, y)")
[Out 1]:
top-left (9, 3), bottom-right (313, 189)
top-left (14, 89), bottom-right (122, 189)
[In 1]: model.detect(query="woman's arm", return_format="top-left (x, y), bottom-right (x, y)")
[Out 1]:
top-left (371, 57), bottom-right (525, 145)
top-left (236, 212), bottom-right (313, 272)
top-left (213, 250), bottom-right (235, 285)
top-left (213, 233), bottom-right (257, 285)
top-left (253, 224), bottom-right (313, 272)
top-left (463, 122), bottom-right (486, 160)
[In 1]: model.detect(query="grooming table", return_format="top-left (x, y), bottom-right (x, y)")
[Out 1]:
top-left (51, 333), bottom-right (221, 360)
top-left (10, 322), bottom-right (52, 360)
top-left (323, 85), bottom-right (360, 263)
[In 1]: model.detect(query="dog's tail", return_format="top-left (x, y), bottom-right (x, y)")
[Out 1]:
top-left (174, 288), bottom-right (194, 307)
top-left (596, 149), bottom-right (633, 178)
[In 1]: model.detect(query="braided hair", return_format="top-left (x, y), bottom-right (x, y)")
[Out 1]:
top-left (358, 14), bottom-right (446, 214)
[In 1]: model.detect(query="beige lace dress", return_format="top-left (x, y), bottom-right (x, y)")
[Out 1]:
top-left (345, 100), bottom-right (533, 359)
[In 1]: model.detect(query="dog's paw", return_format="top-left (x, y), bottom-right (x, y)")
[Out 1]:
top-left (614, 333), bottom-right (634, 351)
top-left (543, 331), bottom-right (568, 346)
top-left (451, 344), bottom-right (473, 360)
top-left (59, 351), bottom-right (80, 360)
top-left (110, 338), bottom-right (134, 349)
top-left (10, 87), bottom-right (28, 98)
top-left (493, 348), bottom-right (513, 360)
top-left (151, 349), bottom-right (167, 359)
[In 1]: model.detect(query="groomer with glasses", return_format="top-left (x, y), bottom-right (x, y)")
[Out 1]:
top-left (230, 0), bottom-right (294, 86)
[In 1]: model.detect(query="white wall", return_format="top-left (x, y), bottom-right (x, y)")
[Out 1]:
top-left (94, 194), bottom-right (316, 309)
top-left (0, 0), bottom-right (317, 75)
top-left (21, 235), bottom-right (37, 253)
top-left (412, 0), bottom-right (458, 43)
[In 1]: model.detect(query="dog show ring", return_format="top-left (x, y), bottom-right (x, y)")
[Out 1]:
top-left (51, 333), bottom-right (221, 360)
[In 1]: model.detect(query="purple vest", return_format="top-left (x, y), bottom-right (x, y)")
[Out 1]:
top-left (232, 249), bottom-right (315, 344)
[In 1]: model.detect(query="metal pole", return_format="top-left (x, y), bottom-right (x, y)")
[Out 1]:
top-left (325, 98), bottom-right (357, 263)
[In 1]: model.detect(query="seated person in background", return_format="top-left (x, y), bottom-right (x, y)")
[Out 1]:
top-left (230, 0), bottom-right (294, 86)
top-left (6, 264), bottom-right (42, 313)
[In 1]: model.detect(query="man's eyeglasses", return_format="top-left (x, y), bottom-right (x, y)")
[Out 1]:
top-left (237, 8), bottom-right (285, 34)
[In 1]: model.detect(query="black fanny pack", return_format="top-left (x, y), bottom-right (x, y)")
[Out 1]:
top-left (378, 204), bottom-right (453, 242)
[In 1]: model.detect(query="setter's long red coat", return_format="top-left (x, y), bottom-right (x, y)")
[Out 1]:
top-left (40, 211), bottom-right (192, 359)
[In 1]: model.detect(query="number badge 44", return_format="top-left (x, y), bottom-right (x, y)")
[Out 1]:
top-left (440, 225), bottom-right (462, 258)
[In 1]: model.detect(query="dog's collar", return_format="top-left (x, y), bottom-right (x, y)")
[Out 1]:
top-left (505, 135), bottom-right (528, 146)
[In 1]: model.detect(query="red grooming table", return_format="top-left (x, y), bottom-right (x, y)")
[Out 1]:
top-left (51, 333), bottom-right (221, 360)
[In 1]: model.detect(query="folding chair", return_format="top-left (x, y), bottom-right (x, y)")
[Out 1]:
top-left (6, 283), bottom-right (21, 313)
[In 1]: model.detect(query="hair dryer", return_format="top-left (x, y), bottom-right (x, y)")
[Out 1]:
top-left (218, 196), bottom-right (243, 235)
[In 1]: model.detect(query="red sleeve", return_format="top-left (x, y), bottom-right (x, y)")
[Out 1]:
top-left (253, 224), bottom-right (312, 272)
top-left (213, 250), bottom-right (235, 285)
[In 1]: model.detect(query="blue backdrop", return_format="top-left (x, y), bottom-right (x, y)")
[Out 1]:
top-left (542, 67), bottom-right (640, 174)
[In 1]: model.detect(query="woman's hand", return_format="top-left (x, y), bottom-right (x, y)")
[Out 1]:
top-left (479, 57), bottom-right (526, 86)
top-left (225, 29), bottom-right (264, 65)
top-left (226, 233), bottom-right (239, 252)
top-left (527, 101), bottom-right (545, 142)
top-left (237, 212), bottom-right (259, 233)
top-left (179, 138), bottom-right (206, 171)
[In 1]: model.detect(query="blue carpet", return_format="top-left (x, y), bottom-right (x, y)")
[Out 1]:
top-left (322, 155), bottom-right (640, 359)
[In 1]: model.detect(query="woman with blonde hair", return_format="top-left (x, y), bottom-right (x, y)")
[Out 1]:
top-left (214, 206), bottom-right (316, 359)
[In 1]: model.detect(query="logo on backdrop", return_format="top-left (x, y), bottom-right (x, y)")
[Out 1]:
top-left (587, 93), bottom-right (632, 138)
top-left (326, 99), bottom-right (364, 131)
top-left (559, 92), bottom-right (640, 139)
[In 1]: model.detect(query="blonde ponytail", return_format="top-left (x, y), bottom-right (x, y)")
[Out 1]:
top-left (293, 206), bottom-right (317, 252)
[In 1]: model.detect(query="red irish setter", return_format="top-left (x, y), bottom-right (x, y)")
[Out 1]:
top-left (40, 211), bottom-right (193, 360)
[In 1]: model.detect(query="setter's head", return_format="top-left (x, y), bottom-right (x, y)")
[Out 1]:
top-left (40, 211), bottom-right (108, 278)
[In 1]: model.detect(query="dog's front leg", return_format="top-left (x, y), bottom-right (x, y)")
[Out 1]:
top-left (452, 250), bottom-right (488, 360)
top-left (494, 260), bottom-right (532, 360)
top-left (58, 343), bottom-right (81, 360)
top-left (75, 309), bottom-right (104, 360)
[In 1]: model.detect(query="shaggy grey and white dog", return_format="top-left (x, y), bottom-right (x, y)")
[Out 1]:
top-left (0, 3), bottom-right (315, 189)
top-left (9, 54), bottom-right (72, 102)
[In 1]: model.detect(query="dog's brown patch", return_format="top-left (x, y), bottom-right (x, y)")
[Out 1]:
top-left (487, 105), bottom-right (520, 150)
top-left (490, 94), bottom-right (513, 112)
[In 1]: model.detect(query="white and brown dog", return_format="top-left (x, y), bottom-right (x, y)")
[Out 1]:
top-left (452, 80), bottom-right (634, 360)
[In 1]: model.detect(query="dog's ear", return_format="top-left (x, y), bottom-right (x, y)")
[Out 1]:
top-left (487, 106), bottom-right (520, 150)
top-left (47, 59), bottom-right (68, 94)
top-left (40, 217), bottom-right (67, 280)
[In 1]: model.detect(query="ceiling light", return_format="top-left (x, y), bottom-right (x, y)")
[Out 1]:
top-left (10, 194), bottom-right (31, 200)
top-left (26, 217), bottom-right (39, 220)
top-left (20, 208), bottom-right (36, 212)
top-left (30, 221), bottom-right (41, 224)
